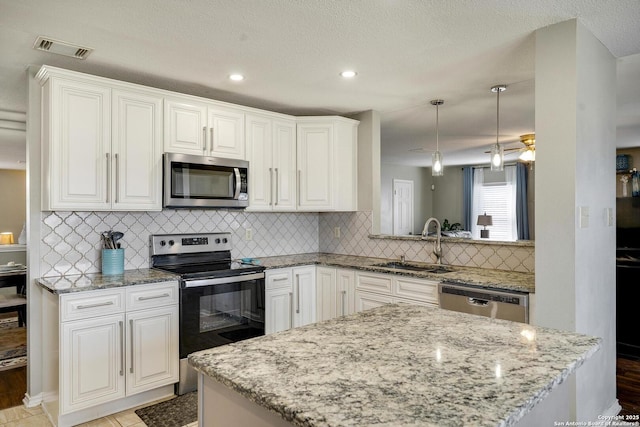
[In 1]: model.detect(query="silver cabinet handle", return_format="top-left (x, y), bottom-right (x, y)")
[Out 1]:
top-left (341, 290), bottom-right (347, 316)
top-left (137, 293), bottom-right (170, 301)
top-left (106, 153), bottom-right (110, 203)
top-left (77, 301), bottom-right (114, 309)
top-left (202, 126), bottom-right (207, 154)
top-left (289, 292), bottom-right (293, 329)
top-left (272, 277), bottom-right (288, 282)
top-left (119, 320), bottom-right (124, 376)
top-left (274, 168), bottom-right (279, 206)
top-left (210, 127), bottom-right (214, 154)
top-left (114, 153), bottom-right (119, 203)
top-left (269, 168), bottom-right (273, 206)
top-left (295, 275), bottom-right (300, 314)
top-left (297, 170), bottom-right (301, 207)
top-left (129, 319), bottom-right (134, 373)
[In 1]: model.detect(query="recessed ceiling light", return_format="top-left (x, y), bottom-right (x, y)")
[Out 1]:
top-left (229, 74), bottom-right (244, 81)
top-left (340, 70), bottom-right (357, 78)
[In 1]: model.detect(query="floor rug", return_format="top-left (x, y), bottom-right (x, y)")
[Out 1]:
top-left (135, 391), bottom-right (197, 427)
top-left (0, 317), bottom-right (26, 371)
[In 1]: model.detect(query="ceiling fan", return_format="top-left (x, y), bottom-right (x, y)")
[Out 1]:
top-left (484, 133), bottom-right (535, 161)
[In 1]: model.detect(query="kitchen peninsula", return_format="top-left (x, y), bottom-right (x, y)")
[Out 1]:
top-left (189, 304), bottom-right (600, 427)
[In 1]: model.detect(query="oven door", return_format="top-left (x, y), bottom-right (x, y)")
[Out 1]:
top-left (163, 152), bottom-right (248, 208)
top-left (179, 274), bottom-right (265, 358)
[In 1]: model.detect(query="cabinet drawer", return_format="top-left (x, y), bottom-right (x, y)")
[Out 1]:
top-left (393, 297), bottom-right (437, 308)
top-left (266, 269), bottom-right (293, 290)
top-left (356, 273), bottom-right (392, 294)
top-left (61, 289), bottom-right (126, 322)
top-left (126, 281), bottom-right (179, 311)
top-left (394, 277), bottom-right (439, 304)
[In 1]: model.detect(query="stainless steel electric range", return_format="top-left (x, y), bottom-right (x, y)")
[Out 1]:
top-left (150, 232), bottom-right (265, 395)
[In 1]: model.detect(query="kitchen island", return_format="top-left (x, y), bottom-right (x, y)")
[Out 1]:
top-left (189, 304), bottom-right (600, 427)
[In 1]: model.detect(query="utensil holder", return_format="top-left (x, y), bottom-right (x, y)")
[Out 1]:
top-left (102, 248), bottom-right (124, 275)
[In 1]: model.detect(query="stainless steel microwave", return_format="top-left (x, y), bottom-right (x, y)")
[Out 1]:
top-left (163, 153), bottom-right (249, 208)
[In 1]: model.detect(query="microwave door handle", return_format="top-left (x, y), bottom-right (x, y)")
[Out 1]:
top-left (234, 167), bottom-right (241, 199)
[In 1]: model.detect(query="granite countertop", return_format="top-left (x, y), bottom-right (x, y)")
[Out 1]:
top-left (36, 268), bottom-right (179, 294)
top-left (189, 303), bottom-right (599, 427)
top-left (255, 253), bottom-right (535, 294)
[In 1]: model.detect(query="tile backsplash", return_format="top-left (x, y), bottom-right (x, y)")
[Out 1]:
top-left (40, 210), bottom-right (319, 277)
top-left (319, 212), bottom-right (534, 273)
top-left (40, 209), bottom-right (533, 277)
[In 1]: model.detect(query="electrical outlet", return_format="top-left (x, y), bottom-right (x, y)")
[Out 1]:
top-left (334, 227), bottom-right (341, 238)
top-left (606, 207), bottom-right (614, 227)
top-left (245, 228), bottom-right (253, 241)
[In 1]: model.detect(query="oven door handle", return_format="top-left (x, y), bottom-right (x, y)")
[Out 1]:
top-left (184, 272), bottom-right (265, 288)
top-left (234, 167), bottom-right (242, 199)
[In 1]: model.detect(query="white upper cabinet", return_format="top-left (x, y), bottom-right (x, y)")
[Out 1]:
top-left (296, 117), bottom-right (358, 211)
top-left (246, 114), bottom-right (296, 211)
top-left (165, 95), bottom-right (245, 159)
top-left (112, 89), bottom-right (163, 210)
top-left (39, 67), bottom-right (162, 211)
top-left (164, 97), bottom-right (208, 155)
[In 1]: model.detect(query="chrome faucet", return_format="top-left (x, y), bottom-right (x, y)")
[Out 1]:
top-left (421, 217), bottom-right (442, 264)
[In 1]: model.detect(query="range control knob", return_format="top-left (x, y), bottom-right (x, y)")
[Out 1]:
top-left (168, 240), bottom-right (175, 246)
top-left (160, 240), bottom-right (166, 247)
top-left (222, 238), bottom-right (228, 244)
top-left (215, 238), bottom-right (221, 244)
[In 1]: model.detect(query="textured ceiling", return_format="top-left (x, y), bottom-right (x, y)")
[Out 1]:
top-left (0, 0), bottom-right (639, 169)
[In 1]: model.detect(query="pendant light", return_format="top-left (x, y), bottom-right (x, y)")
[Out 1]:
top-left (490, 85), bottom-right (506, 171)
top-left (431, 99), bottom-right (444, 177)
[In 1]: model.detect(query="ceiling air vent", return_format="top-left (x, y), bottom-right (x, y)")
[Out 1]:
top-left (33, 36), bottom-right (93, 60)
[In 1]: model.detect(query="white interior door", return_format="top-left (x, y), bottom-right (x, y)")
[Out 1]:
top-left (393, 179), bottom-right (414, 235)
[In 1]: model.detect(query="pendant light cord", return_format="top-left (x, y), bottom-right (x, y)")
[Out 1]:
top-left (436, 103), bottom-right (439, 152)
top-left (496, 88), bottom-right (500, 147)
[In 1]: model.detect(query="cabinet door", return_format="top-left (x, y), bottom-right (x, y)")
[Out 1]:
top-left (272, 119), bottom-right (297, 210)
top-left (265, 287), bottom-right (293, 334)
top-left (207, 107), bottom-right (245, 159)
top-left (292, 266), bottom-right (316, 327)
top-left (337, 269), bottom-right (356, 317)
top-left (316, 267), bottom-right (337, 322)
top-left (246, 114), bottom-right (273, 210)
top-left (126, 305), bottom-right (179, 396)
top-left (45, 78), bottom-right (111, 210)
top-left (60, 314), bottom-right (125, 414)
top-left (164, 97), bottom-right (207, 155)
top-left (112, 89), bottom-right (163, 210)
top-left (354, 291), bottom-right (393, 313)
top-left (297, 123), bottom-right (333, 210)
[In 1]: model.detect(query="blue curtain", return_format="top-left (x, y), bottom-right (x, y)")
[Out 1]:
top-left (516, 163), bottom-right (530, 240)
top-left (462, 167), bottom-right (473, 231)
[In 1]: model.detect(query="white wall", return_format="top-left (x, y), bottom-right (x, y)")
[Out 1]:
top-left (380, 163), bottom-right (431, 235)
top-left (535, 19), bottom-right (618, 419)
top-left (432, 167), bottom-right (463, 227)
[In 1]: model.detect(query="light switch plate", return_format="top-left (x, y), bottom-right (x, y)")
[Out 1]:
top-left (334, 227), bottom-right (341, 238)
top-left (579, 206), bottom-right (589, 228)
top-left (606, 207), bottom-right (614, 227)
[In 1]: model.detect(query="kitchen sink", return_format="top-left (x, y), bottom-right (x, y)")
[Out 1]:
top-left (372, 262), bottom-right (454, 274)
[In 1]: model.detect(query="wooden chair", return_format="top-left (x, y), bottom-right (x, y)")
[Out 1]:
top-left (0, 293), bottom-right (27, 326)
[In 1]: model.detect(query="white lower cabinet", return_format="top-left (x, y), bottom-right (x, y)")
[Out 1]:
top-left (265, 266), bottom-right (316, 333)
top-left (355, 272), bottom-right (439, 313)
top-left (316, 267), bottom-right (356, 322)
top-left (53, 282), bottom-right (179, 423)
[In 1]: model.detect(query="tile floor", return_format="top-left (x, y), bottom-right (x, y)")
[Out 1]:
top-left (0, 399), bottom-right (198, 427)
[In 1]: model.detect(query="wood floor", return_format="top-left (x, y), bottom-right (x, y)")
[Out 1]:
top-left (0, 366), bottom-right (26, 410)
top-left (618, 356), bottom-right (640, 415)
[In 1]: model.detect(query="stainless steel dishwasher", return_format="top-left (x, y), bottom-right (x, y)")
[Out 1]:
top-left (438, 282), bottom-right (529, 323)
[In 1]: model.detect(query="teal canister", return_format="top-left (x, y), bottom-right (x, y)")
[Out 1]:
top-left (102, 248), bottom-right (125, 275)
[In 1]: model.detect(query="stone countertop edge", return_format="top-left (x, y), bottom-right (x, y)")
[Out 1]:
top-left (254, 253), bottom-right (535, 294)
top-left (36, 268), bottom-right (179, 294)
top-left (188, 304), bottom-right (600, 427)
top-left (369, 234), bottom-right (535, 247)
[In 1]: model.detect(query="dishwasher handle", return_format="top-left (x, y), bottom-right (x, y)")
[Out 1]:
top-left (467, 297), bottom-right (489, 307)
